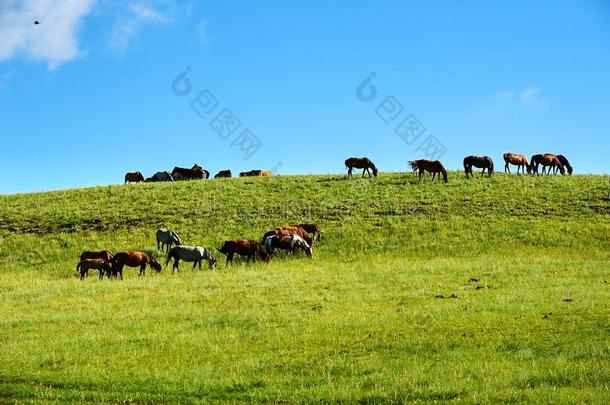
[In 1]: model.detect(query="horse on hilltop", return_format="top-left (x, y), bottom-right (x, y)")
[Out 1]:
top-left (503, 153), bottom-right (531, 174)
top-left (531, 154), bottom-right (565, 176)
top-left (409, 160), bottom-right (448, 183)
top-left (463, 156), bottom-right (494, 178)
top-left (345, 157), bottom-right (378, 178)
top-left (124, 172), bottom-right (144, 184)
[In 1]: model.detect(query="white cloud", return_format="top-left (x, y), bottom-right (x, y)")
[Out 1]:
top-left (197, 19), bottom-right (208, 44)
top-left (109, 2), bottom-right (172, 52)
top-left (519, 86), bottom-right (542, 105)
top-left (0, 0), bottom-right (96, 69)
top-left (496, 86), bottom-right (548, 108)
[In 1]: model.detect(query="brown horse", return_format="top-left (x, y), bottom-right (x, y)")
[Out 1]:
top-left (76, 259), bottom-right (112, 280)
top-left (409, 160), bottom-right (448, 183)
top-left (111, 251), bottom-right (162, 279)
top-left (214, 170), bottom-right (232, 178)
top-left (172, 164), bottom-right (206, 180)
top-left (345, 157), bottom-right (378, 178)
top-left (262, 225), bottom-right (314, 246)
top-left (124, 172), bottom-right (144, 184)
top-left (217, 240), bottom-right (270, 264)
top-left (239, 170), bottom-right (272, 177)
top-left (503, 153), bottom-right (531, 174)
top-left (531, 154), bottom-right (565, 176)
top-left (80, 250), bottom-right (113, 263)
top-left (556, 155), bottom-right (573, 175)
top-left (296, 223), bottom-right (322, 241)
top-left (463, 156), bottom-right (494, 178)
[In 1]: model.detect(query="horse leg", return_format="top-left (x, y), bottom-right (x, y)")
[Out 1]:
top-left (141, 263), bottom-right (146, 276)
top-left (505, 163), bottom-right (509, 174)
top-left (227, 253), bottom-right (234, 265)
top-left (347, 167), bottom-right (352, 178)
top-left (432, 172), bottom-right (437, 182)
top-left (362, 168), bottom-right (366, 178)
top-left (192, 261), bottom-right (197, 271)
top-left (173, 258), bottom-right (179, 273)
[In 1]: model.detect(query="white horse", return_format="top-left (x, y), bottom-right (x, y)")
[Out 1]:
top-left (265, 235), bottom-right (313, 257)
top-left (156, 228), bottom-right (182, 252)
top-left (165, 245), bottom-right (217, 271)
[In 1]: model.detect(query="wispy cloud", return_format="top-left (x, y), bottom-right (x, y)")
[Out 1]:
top-left (109, 2), bottom-right (173, 53)
top-left (519, 86), bottom-right (542, 105)
top-left (0, 0), bottom-right (96, 69)
top-left (496, 86), bottom-right (548, 108)
top-left (197, 19), bottom-right (208, 44)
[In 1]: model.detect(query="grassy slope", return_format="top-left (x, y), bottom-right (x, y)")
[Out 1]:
top-left (0, 173), bottom-right (609, 403)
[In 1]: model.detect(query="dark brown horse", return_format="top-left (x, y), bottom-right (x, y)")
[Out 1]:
top-left (214, 170), bottom-right (232, 178)
top-left (76, 259), bottom-right (112, 280)
top-left (217, 240), bottom-right (270, 264)
top-left (345, 157), bottom-right (378, 178)
top-left (172, 164), bottom-right (206, 180)
top-left (111, 251), bottom-right (162, 279)
top-left (531, 154), bottom-right (565, 176)
top-left (556, 155), bottom-right (573, 175)
top-left (296, 223), bottom-right (322, 241)
top-left (463, 156), bottom-right (494, 178)
top-left (239, 170), bottom-right (272, 177)
top-left (124, 172), bottom-right (144, 184)
top-left (262, 226), bottom-right (314, 246)
top-left (409, 160), bottom-right (448, 183)
top-left (80, 250), bottom-right (114, 263)
top-left (503, 153), bottom-right (531, 174)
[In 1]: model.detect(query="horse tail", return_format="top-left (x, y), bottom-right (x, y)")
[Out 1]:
top-left (463, 157), bottom-right (469, 172)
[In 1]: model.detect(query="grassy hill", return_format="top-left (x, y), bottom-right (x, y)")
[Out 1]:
top-left (1, 172), bottom-right (609, 403)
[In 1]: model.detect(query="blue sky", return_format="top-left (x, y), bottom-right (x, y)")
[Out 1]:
top-left (1, 0), bottom-right (609, 194)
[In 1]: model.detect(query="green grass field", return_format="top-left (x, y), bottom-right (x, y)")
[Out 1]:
top-left (1, 172), bottom-right (609, 403)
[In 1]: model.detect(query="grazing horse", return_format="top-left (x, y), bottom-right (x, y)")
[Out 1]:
top-left (80, 250), bottom-right (113, 263)
top-left (345, 157), bottom-right (378, 178)
top-left (76, 259), bottom-right (112, 280)
top-left (146, 171), bottom-right (174, 182)
top-left (556, 155), bottom-right (573, 175)
top-left (262, 226), bottom-right (314, 246)
top-left (296, 223), bottom-right (322, 241)
top-left (172, 164), bottom-right (206, 181)
top-left (214, 170), bottom-right (232, 178)
top-left (239, 170), bottom-right (271, 177)
top-left (463, 156), bottom-right (494, 178)
top-left (503, 153), bottom-right (531, 174)
top-left (124, 172), bottom-right (144, 184)
top-left (531, 154), bottom-right (565, 175)
top-left (409, 160), bottom-right (448, 183)
top-left (165, 245), bottom-right (217, 272)
top-left (264, 235), bottom-right (313, 257)
top-left (111, 251), bottom-right (162, 279)
top-left (217, 240), bottom-right (270, 265)
top-left (156, 229), bottom-right (182, 252)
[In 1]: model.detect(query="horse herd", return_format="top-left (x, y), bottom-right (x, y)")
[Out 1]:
top-left (75, 224), bottom-right (322, 280)
top-left (124, 164), bottom-right (273, 183)
top-left (345, 153), bottom-right (573, 183)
